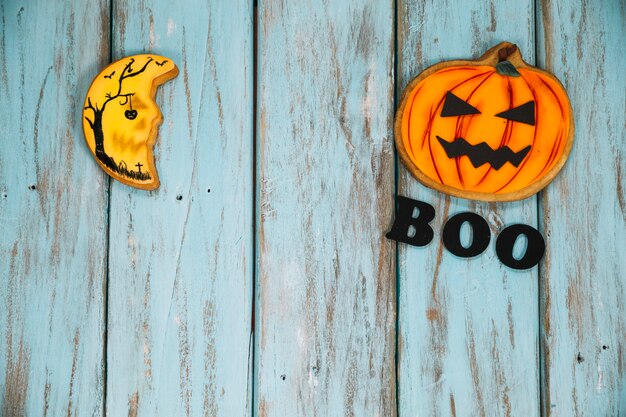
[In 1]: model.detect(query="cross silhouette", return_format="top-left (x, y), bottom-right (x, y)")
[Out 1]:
top-left (135, 162), bottom-right (143, 173)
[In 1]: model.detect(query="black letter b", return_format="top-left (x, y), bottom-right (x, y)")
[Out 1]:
top-left (385, 196), bottom-right (435, 247)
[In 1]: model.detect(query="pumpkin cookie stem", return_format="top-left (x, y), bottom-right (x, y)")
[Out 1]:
top-left (497, 44), bottom-right (519, 62)
top-left (496, 44), bottom-right (522, 77)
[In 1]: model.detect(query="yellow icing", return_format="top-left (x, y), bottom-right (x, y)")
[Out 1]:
top-left (82, 54), bottom-right (178, 190)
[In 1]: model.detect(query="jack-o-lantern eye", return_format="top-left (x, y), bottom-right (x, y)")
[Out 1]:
top-left (441, 91), bottom-right (481, 117)
top-left (495, 101), bottom-right (535, 125)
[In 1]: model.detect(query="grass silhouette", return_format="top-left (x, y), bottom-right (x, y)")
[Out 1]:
top-left (99, 155), bottom-right (152, 181)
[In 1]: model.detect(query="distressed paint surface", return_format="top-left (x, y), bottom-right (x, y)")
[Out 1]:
top-left (396, 1), bottom-right (540, 416)
top-left (105, 1), bottom-right (254, 417)
top-left (537, 0), bottom-right (626, 415)
top-left (1, 0), bottom-right (625, 416)
top-left (0, 1), bottom-right (108, 416)
top-left (255, 1), bottom-right (396, 416)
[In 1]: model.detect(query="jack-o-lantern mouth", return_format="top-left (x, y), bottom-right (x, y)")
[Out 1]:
top-left (436, 136), bottom-right (531, 170)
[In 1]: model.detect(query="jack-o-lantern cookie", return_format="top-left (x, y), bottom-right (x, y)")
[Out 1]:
top-left (395, 42), bottom-right (574, 201)
top-left (82, 55), bottom-right (178, 190)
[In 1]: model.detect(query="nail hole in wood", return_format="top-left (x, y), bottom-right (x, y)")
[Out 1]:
top-left (280, 374), bottom-right (286, 381)
top-left (207, 188), bottom-right (211, 193)
top-left (602, 345), bottom-right (609, 350)
top-left (176, 194), bottom-right (183, 201)
top-left (28, 184), bottom-right (36, 191)
top-left (576, 352), bottom-right (584, 363)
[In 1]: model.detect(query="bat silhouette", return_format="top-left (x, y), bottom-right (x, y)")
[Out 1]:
top-left (104, 70), bottom-right (115, 79)
top-left (155, 60), bottom-right (168, 66)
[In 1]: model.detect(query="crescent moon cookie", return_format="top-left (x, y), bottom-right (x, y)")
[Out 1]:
top-left (82, 54), bottom-right (178, 190)
top-left (395, 42), bottom-right (574, 202)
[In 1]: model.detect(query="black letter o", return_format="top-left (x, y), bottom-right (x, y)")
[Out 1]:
top-left (496, 224), bottom-right (545, 270)
top-left (442, 212), bottom-right (491, 258)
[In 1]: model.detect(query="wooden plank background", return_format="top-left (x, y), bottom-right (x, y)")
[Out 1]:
top-left (256, 1), bottom-right (396, 416)
top-left (105, 1), bottom-right (253, 417)
top-left (0, 1), bottom-right (109, 416)
top-left (396, 2), bottom-right (540, 416)
top-left (1, 0), bottom-right (624, 416)
top-left (538, 0), bottom-right (626, 415)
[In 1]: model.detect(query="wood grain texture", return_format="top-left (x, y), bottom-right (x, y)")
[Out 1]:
top-left (0, 1), bottom-right (109, 416)
top-left (537, 0), bottom-right (626, 415)
top-left (3, 1), bottom-right (626, 416)
top-left (106, 1), bottom-right (254, 416)
top-left (396, 1), bottom-right (540, 416)
top-left (255, 1), bottom-right (396, 415)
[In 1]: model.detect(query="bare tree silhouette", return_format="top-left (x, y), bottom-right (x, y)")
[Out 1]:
top-left (84, 57), bottom-right (154, 180)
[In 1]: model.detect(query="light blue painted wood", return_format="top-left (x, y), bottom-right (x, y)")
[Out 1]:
top-left (105, 1), bottom-right (254, 416)
top-left (537, 0), bottom-right (626, 415)
top-left (0, 1), bottom-right (108, 416)
top-left (255, 1), bottom-right (396, 416)
top-left (2, 1), bottom-right (626, 415)
top-left (396, 1), bottom-right (540, 416)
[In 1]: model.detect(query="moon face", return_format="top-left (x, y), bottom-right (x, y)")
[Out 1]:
top-left (82, 54), bottom-right (178, 190)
